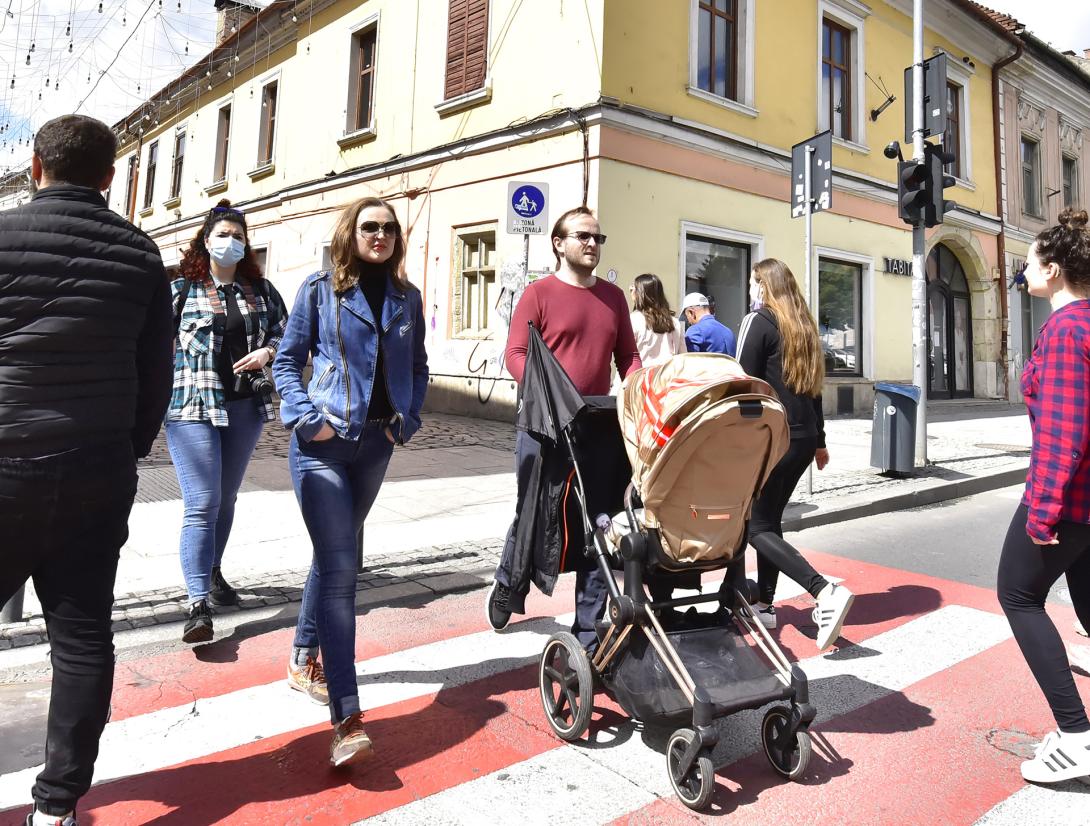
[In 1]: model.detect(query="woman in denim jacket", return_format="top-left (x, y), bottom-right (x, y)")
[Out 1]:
top-left (167, 201), bottom-right (288, 645)
top-left (272, 196), bottom-right (428, 767)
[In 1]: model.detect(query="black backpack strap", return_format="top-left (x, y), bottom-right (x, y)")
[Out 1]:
top-left (173, 278), bottom-right (195, 334)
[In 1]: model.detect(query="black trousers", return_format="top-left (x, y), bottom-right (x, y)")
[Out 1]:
top-left (0, 441), bottom-right (137, 816)
top-left (749, 436), bottom-right (828, 605)
top-left (494, 430), bottom-right (609, 650)
top-left (997, 503), bottom-right (1090, 733)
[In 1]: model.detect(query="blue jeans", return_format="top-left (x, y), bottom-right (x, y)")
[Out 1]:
top-left (166, 399), bottom-right (265, 603)
top-left (290, 423), bottom-right (394, 722)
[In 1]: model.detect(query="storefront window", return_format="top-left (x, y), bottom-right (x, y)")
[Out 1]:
top-left (817, 258), bottom-right (862, 376)
top-left (684, 235), bottom-right (750, 334)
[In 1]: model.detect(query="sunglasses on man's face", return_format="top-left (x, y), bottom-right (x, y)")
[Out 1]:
top-left (357, 221), bottom-right (401, 236)
top-left (566, 231), bottom-right (607, 245)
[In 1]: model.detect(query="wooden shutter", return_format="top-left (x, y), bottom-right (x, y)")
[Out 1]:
top-left (444, 0), bottom-right (488, 100)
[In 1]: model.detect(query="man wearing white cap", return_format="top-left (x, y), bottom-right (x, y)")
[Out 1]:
top-left (681, 292), bottom-right (736, 356)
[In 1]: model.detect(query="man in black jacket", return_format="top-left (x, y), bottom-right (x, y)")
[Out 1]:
top-left (0, 115), bottom-right (172, 826)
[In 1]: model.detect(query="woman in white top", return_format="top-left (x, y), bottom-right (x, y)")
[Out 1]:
top-left (629, 273), bottom-right (685, 366)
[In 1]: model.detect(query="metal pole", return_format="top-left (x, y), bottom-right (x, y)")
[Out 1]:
top-left (911, 0), bottom-right (928, 467)
top-left (523, 232), bottom-right (530, 280)
top-left (804, 144), bottom-right (815, 496)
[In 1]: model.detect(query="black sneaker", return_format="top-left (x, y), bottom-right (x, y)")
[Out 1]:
top-left (182, 599), bottom-right (213, 644)
top-left (485, 580), bottom-right (512, 631)
top-left (208, 566), bottom-right (239, 606)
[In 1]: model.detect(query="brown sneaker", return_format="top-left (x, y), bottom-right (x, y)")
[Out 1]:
top-left (330, 712), bottom-right (373, 767)
top-left (287, 657), bottom-right (329, 705)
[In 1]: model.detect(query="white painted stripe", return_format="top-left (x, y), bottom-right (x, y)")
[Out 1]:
top-left (973, 777), bottom-right (1090, 824)
top-left (359, 605), bottom-right (1011, 824)
top-left (0, 613), bottom-right (574, 810)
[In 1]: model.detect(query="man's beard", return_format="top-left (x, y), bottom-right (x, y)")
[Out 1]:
top-left (563, 249), bottom-right (597, 278)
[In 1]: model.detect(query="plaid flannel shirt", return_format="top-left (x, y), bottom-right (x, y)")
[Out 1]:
top-left (168, 276), bottom-right (288, 426)
top-left (1021, 299), bottom-right (1090, 541)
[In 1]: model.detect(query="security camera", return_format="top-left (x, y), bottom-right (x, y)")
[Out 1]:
top-left (883, 141), bottom-right (903, 161)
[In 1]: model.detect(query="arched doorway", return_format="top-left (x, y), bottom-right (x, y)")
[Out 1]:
top-left (926, 243), bottom-right (973, 398)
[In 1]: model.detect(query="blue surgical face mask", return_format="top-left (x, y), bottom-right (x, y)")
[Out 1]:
top-left (208, 235), bottom-right (246, 267)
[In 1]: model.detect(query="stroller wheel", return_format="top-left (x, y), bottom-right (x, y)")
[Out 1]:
top-left (761, 706), bottom-right (812, 781)
top-left (666, 728), bottom-right (715, 810)
top-left (538, 632), bottom-right (594, 741)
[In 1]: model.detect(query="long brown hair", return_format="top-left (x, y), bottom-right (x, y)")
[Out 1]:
top-left (328, 196), bottom-right (408, 293)
top-left (179, 199), bottom-right (263, 282)
top-left (752, 258), bottom-right (824, 397)
top-left (631, 273), bottom-right (675, 334)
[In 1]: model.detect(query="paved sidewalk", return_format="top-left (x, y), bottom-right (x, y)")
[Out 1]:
top-left (0, 400), bottom-right (1032, 648)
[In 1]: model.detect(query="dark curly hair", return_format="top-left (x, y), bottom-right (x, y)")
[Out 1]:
top-left (1034, 207), bottom-right (1090, 292)
top-left (178, 199), bottom-right (264, 282)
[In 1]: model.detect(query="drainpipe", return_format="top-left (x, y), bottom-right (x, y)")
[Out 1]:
top-left (992, 38), bottom-right (1023, 399)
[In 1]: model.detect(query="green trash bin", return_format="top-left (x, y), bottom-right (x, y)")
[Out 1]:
top-left (870, 382), bottom-right (920, 475)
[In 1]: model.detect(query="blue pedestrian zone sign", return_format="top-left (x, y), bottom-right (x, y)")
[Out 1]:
top-left (507, 181), bottom-right (549, 234)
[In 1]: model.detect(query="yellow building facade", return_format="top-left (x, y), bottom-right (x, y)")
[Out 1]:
top-left (112, 0), bottom-right (1017, 418)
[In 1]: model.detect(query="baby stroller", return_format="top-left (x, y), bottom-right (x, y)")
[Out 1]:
top-left (535, 352), bottom-right (816, 811)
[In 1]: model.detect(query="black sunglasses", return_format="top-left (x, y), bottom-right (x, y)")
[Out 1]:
top-left (209, 205), bottom-right (245, 219)
top-left (357, 221), bottom-right (401, 236)
top-left (566, 231), bottom-right (607, 245)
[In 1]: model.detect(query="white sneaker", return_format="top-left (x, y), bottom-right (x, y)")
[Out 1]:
top-left (813, 583), bottom-right (855, 651)
top-left (1021, 729), bottom-right (1090, 784)
top-left (753, 602), bottom-right (777, 629)
top-left (1068, 643), bottom-right (1090, 675)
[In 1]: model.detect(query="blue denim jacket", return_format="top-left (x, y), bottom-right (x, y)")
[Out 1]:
top-left (273, 271), bottom-right (429, 444)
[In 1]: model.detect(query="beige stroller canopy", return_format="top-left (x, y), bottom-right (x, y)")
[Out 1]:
top-left (618, 353), bottom-right (790, 564)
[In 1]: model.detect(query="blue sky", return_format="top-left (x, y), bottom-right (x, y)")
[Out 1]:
top-left (985, 1), bottom-right (1090, 54)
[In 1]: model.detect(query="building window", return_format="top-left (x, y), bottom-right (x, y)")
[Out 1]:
top-left (945, 83), bottom-right (962, 179)
top-left (1022, 136), bottom-right (1042, 218)
top-left (444, 0), bottom-right (488, 101)
top-left (684, 234), bottom-right (751, 335)
top-left (821, 18), bottom-right (852, 141)
top-left (170, 130), bottom-right (186, 199)
top-left (696, 0), bottom-right (738, 100)
top-left (251, 245), bottom-right (269, 276)
top-left (143, 141), bottom-right (158, 210)
top-left (124, 155), bottom-right (137, 216)
top-left (818, 258), bottom-right (862, 376)
top-left (1063, 155), bottom-right (1079, 209)
top-left (256, 82), bottom-right (278, 166)
top-left (454, 227), bottom-right (497, 334)
top-left (347, 27), bottom-right (377, 133)
top-left (214, 105), bottom-right (232, 183)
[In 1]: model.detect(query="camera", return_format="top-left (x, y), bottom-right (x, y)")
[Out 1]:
top-left (232, 369), bottom-right (274, 396)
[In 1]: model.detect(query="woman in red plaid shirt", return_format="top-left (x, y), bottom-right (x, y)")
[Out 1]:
top-left (998, 208), bottom-right (1090, 784)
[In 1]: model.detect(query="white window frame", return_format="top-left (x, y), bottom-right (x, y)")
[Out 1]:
top-left (678, 221), bottom-right (764, 328)
top-left (817, 0), bottom-right (869, 153)
top-left (453, 223), bottom-right (498, 338)
top-left (686, 0), bottom-right (757, 118)
top-left (250, 242), bottom-right (270, 278)
top-left (340, 11), bottom-right (380, 146)
top-left (166, 125), bottom-right (186, 206)
top-left (1021, 134), bottom-right (1043, 219)
top-left (253, 69), bottom-right (281, 174)
top-left (941, 52), bottom-right (974, 187)
top-left (207, 93), bottom-right (235, 193)
top-left (1062, 153), bottom-right (1080, 210)
top-left (813, 245), bottom-right (874, 380)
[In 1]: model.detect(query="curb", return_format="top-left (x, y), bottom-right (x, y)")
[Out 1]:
top-left (0, 464), bottom-right (1028, 650)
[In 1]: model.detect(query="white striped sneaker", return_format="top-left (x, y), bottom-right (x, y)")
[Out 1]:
top-left (1021, 729), bottom-right (1090, 784)
top-left (753, 603), bottom-right (777, 629)
top-left (1068, 643), bottom-right (1090, 675)
top-left (813, 583), bottom-right (855, 651)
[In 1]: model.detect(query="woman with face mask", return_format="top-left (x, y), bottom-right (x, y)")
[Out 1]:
top-left (167, 200), bottom-right (288, 645)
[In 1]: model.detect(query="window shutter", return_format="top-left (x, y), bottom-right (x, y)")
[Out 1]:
top-left (444, 0), bottom-right (488, 100)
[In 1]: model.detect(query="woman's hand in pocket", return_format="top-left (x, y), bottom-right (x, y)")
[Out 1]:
top-left (311, 423), bottom-right (336, 442)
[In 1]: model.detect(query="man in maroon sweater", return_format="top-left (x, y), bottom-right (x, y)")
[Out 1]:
top-left (487, 206), bottom-right (641, 649)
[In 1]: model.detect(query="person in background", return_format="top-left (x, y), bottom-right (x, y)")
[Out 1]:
top-left (273, 196), bottom-right (429, 768)
top-left (681, 292), bottom-right (736, 356)
top-left (733, 258), bottom-right (853, 651)
top-left (0, 114), bottom-right (173, 826)
top-left (629, 273), bottom-right (685, 367)
top-left (167, 201), bottom-right (288, 645)
top-left (997, 208), bottom-right (1090, 785)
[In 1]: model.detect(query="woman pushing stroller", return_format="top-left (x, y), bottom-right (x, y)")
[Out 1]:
top-left (732, 258), bottom-right (854, 651)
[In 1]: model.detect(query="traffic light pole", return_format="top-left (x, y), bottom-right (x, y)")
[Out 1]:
top-left (911, 0), bottom-right (928, 467)
top-left (804, 143), bottom-right (814, 496)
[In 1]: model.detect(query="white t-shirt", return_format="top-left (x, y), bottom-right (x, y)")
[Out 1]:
top-left (630, 311), bottom-right (685, 367)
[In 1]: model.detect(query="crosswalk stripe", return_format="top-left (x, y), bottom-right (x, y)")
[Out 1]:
top-left (358, 605), bottom-right (1012, 824)
top-left (973, 779), bottom-right (1090, 824)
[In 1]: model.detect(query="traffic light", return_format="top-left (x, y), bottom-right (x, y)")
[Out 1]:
top-left (897, 159), bottom-right (929, 226)
top-left (924, 142), bottom-right (957, 227)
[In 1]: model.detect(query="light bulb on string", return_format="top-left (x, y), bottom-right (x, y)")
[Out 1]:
top-left (292, 13), bottom-right (297, 22)
top-left (122, 13), bottom-right (126, 26)
top-left (54, 80), bottom-right (58, 90)
top-left (98, 2), bottom-right (103, 12)
top-left (185, 42), bottom-right (189, 55)
top-left (68, 42), bottom-right (72, 52)
top-left (25, 54), bottom-right (30, 66)
top-left (66, 22), bottom-right (70, 37)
